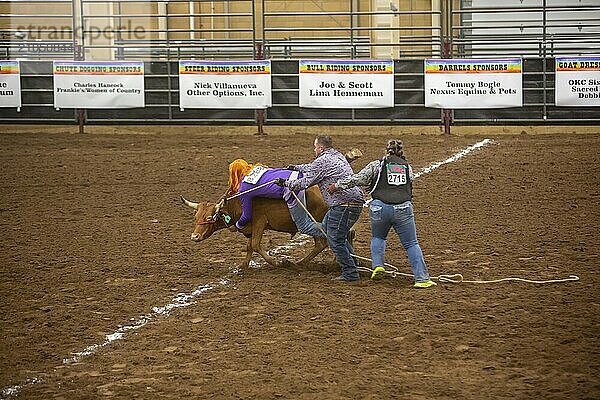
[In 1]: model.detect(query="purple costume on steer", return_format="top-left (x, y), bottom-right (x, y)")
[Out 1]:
top-left (235, 168), bottom-right (304, 230)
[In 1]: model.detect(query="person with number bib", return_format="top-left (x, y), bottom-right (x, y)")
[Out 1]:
top-left (327, 140), bottom-right (436, 288)
top-left (226, 159), bottom-right (324, 238)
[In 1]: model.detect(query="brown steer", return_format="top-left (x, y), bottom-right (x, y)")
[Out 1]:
top-left (181, 186), bottom-right (329, 268)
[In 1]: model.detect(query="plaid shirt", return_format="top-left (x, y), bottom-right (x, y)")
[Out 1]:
top-left (286, 148), bottom-right (364, 208)
top-left (335, 158), bottom-right (414, 194)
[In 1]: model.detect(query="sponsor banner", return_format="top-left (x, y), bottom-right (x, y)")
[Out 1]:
top-left (53, 61), bottom-right (144, 109)
top-left (179, 60), bottom-right (272, 109)
top-left (555, 56), bottom-right (600, 106)
top-left (0, 61), bottom-right (21, 108)
top-left (425, 58), bottom-right (522, 109)
top-left (299, 59), bottom-right (394, 108)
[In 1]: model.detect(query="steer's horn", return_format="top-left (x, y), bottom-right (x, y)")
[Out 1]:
top-left (180, 195), bottom-right (199, 209)
top-left (214, 198), bottom-right (225, 214)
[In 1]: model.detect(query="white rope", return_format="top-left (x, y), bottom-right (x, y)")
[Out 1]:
top-left (289, 187), bottom-right (580, 286)
top-left (225, 179), bottom-right (278, 201)
top-left (353, 253), bottom-right (579, 284)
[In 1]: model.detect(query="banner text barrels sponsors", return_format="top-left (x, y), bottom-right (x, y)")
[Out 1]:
top-left (425, 59), bottom-right (522, 109)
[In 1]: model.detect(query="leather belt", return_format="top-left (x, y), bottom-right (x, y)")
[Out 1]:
top-left (337, 202), bottom-right (364, 207)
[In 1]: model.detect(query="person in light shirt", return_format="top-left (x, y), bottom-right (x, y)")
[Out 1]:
top-left (276, 135), bottom-right (364, 282)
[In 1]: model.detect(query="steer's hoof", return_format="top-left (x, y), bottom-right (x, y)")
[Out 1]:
top-left (236, 262), bottom-right (250, 270)
top-left (278, 259), bottom-right (296, 268)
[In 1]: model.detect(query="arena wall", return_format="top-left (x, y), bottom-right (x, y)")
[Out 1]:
top-left (0, 58), bottom-right (598, 126)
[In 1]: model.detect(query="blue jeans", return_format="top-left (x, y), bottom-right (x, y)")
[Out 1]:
top-left (289, 202), bottom-right (325, 238)
top-left (323, 205), bottom-right (362, 280)
top-left (369, 199), bottom-right (430, 283)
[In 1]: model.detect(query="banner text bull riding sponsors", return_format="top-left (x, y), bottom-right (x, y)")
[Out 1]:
top-left (555, 56), bottom-right (600, 106)
top-left (0, 61), bottom-right (21, 109)
top-left (179, 60), bottom-right (272, 109)
top-left (425, 59), bottom-right (522, 109)
top-left (53, 61), bottom-right (144, 109)
top-left (299, 60), bottom-right (394, 108)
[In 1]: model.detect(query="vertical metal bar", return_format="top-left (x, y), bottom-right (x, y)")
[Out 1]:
top-left (165, 2), bottom-right (173, 121)
top-left (441, 0), bottom-right (452, 135)
top-left (261, 0), bottom-right (266, 58)
top-left (163, 1), bottom-right (170, 57)
top-left (351, 0), bottom-right (356, 116)
top-left (74, 0), bottom-right (85, 133)
top-left (118, 1), bottom-right (122, 53)
top-left (252, 0), bottom-right (257, 58)
top-left (189, 1), bottom-right (195, 40)
top-left (116, 0), bottom-right (123, 59)
top-left (254, 0), bottom-right (263, 133)
top-left (210, 1), bottom-right (215, 40)
top-left (79, 0), bottom-right (85, 58)
top-left (350, 0), bottom-right (355, 59)
top-left (224, 0), bottom-right (230, 38)
top-left (542, 0), bottom-right (548, 121)
top-left (71, 0), bottom-right (78, 59)
top-left (448, 0), bottom-right (453, 58)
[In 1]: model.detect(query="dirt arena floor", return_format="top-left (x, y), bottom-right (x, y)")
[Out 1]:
top-left (1, 127), bottom-right (598, 399)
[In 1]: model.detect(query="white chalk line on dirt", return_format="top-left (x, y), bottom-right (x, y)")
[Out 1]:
top-left (1, 139), bottom-right (493, 399)
top-left (62, 279), bottom-right (230, 365)
top-left (1, 280), bottom-right (229, 399)
top-left (413, 138), bottom-right (493, 180)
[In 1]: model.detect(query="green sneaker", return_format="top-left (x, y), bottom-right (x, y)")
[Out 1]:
top-left (371, 266), bottom-right (386, 280)
top-left (414, 280), bottom-right (437, 288)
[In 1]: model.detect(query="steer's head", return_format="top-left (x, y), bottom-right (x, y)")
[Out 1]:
top-left (181, 196), bottom-right (231, 242)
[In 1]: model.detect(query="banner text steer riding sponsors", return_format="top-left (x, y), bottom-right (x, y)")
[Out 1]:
top-left (299, 60), bottom-right (394, 108)
top-left (0, 61), bottom-right (21, 109)
top-left (425, 59), bottom-right (522, 109)
top-left (555, 56), bottom-right (600, 106)
top-left (179, 60), bottom-right (272, 110)
top-left (53, 61), bottom-right (144, 109)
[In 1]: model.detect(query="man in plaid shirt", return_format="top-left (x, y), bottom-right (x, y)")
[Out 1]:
top-left (275, 135), bottom-right (364, 282)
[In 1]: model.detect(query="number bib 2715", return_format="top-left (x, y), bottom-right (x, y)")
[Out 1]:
top-left (386, 163), bottom-right (407, 186)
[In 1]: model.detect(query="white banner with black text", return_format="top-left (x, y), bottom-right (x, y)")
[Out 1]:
top-left (179, 60), bottom-right (272, 110)
top-left (299, 59), bottom-right (394, 108)
top-left (53, 61), bottom-right (144, 109)
top-left (425, 58), bottom-right (522, 109)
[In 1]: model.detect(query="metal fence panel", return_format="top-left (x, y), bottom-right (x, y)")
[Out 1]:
top-left (1, 58), bottom-right (598, 125)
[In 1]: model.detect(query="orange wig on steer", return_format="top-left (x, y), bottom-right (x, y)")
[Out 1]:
top-left (226, 159), bottom-right (266, 196)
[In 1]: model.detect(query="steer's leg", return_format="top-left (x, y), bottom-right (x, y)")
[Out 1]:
top-left (250, 222), bottom-right (281, 267)
top-left (237, 238), bottom-right (253, 269)
top-left (297, 236), bottom-right (328, 266)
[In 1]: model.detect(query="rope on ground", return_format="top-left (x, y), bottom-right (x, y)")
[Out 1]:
top-left (289, 192), bottom-right (580, 285)
top-left (353, 253), bottom-right (579, 284)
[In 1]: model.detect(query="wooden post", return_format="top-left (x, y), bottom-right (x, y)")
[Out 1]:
top-left (442, 40), bottom-right (452, 135)
top-left (77, 109), bottom-right (86, 134)
top-left (254, 41), bottom-right (266, 136)
top-left (74, 44), bottom-right (86, 134)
